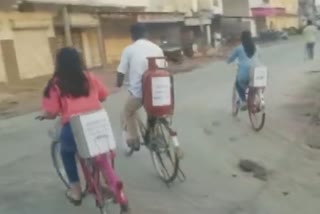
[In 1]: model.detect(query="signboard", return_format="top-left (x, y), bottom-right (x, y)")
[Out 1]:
top-left (151, 76), bottom-right (171, 106)
top-left (137, 13), bottom-right (184, 23)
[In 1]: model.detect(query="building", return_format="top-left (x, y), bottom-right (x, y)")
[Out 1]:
top-left (0, 0), bottom-right (148, 83)
top-left (0, 10), bottom-right (55, 83)
top-left (251, 0), bottom-right (299, 31)
top-left (221, 0), bottom-right (258, 40)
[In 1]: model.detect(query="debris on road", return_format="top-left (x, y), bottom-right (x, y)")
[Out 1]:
top-left (238, 159), bottom-right (268, 181)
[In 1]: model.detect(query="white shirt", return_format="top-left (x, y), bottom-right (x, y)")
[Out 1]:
top-left (303, 25), bottom-right (317, 43)
top-left (117, 39), bottom-right (165, 98)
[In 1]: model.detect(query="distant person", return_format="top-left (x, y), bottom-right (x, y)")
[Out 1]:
top-left (227, 30), bottom-right (260, 110)
top-left (303, 20), bottom-right (317, 60)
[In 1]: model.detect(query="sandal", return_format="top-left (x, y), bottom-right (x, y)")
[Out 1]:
top-left (65, 190), bottom-right (82, 206)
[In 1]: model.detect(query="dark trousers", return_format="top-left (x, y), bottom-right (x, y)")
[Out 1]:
top-left (306, 42), bottom-right (315, 60)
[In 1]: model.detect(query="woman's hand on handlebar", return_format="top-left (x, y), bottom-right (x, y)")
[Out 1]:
top-left (35, 112), bottom-right (57, 121)
top-left (35, 115), bottom-right (46, 121)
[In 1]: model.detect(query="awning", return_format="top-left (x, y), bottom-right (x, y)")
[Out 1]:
top-left (21, 0), bottom-right (147, 8)
top-left (185, 17), bottom-right (211, 26)
top-left (251, 7), bottom-right (286, 17)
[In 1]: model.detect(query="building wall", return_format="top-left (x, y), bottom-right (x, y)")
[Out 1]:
top-left (267, 0), bottom-right (299, 29)
top-left (146, 0), bottom-right (196, 14)
top-left (81, 29), bottom-right (101, 68)
top-left (223, 0), bottom-right (250, 16)
top-left (0, 12), bottom-right (54, 82)
top-left (269, 0), bottom-right (299, 13)
top-left (0, 42), bottom-right (6, 83)
top-left (102, 18), bottom-right (135, 64)
top-left (267, 16), bottom-right (299, 29)
top-left (198, 0), bottom-right (223, 14)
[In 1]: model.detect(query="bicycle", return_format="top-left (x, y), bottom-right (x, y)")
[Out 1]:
top-left (37, 117), bottom-right (130, 214)
top-left (232, 66), bottom-right (267, 132)
top-left (126, 114), bottom-right (186, 185)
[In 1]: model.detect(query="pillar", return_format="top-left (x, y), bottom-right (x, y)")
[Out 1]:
top-left (62, 6), bottom-right (72, 46)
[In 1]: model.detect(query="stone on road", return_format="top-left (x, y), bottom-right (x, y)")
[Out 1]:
top-left (1, 37), bottom-right (320, 214)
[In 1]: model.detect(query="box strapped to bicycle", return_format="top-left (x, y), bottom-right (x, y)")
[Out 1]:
top-left (250, 65), bottom-right (268, 88)
top-left (70, 109), bottom-right (116, 159)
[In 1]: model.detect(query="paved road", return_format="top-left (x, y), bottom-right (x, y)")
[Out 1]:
top-left (1, 37), bottom-right (320, 214)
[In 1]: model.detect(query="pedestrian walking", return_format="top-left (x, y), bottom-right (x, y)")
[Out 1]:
top-left (303, 20), bottom-right (317, 60)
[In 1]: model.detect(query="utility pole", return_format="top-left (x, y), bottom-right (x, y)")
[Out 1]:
top-left (62, 6), bottom-right (72, 46)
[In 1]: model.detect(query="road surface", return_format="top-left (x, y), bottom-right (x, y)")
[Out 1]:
top-left (1, 37), bottom-right (320, 214)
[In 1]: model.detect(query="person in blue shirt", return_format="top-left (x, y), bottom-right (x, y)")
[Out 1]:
top-left (227, 30), bottom-right (258, 110)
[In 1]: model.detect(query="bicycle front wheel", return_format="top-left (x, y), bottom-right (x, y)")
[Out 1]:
top-left (51, 141), bottom-right (88, 193)
top-left (232, 84), bottom-right (240, 117)
top-left (51, 141), bottom-right (70, 188)
top-left (150, 120), bottom-right (180, 183)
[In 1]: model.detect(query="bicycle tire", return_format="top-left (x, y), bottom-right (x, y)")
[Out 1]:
top-left (51, 141), bottom-right (70, 188)
top-left (248, 89), bottom-right (266, 132)
top-left (51, 141), bottom-right (89, 194)
top-left (150, 120), bottom-right (180, 183)
top-left (232, 84), bottom-right (240, 117)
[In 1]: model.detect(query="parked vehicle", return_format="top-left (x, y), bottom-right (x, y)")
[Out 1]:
top-left (160, 40), bottom-right (183, 64)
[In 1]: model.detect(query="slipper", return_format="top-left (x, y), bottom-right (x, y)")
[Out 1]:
top-left (65, 190), bottom-right (82, 206)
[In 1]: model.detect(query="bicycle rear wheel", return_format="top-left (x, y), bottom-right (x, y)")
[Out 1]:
top-left (150, 120), bottom-right (179, 183)
top-left (248, 88), bottom-right (266, 132)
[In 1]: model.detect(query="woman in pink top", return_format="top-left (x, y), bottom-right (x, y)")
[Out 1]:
top-left (40, 47), bottom-right (108, 205)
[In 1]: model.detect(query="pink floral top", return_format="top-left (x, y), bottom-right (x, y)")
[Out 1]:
top-left (42, 72), bottom-right (108, 124)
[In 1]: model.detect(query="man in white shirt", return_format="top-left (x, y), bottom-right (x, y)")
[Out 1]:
top-left (303, 20), bottom-right (318, 60)
top-left (116, 23), bottom-right (165, 150)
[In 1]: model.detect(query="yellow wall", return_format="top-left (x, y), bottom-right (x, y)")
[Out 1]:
top-left (102, 18), bottom-right (134, 64)
top-left (267, 0), bottom-right (299, 30)
top-left (14, 29), bottom-right (54, 79)
top-left (0, 12), bottom-right (54, 81)
top-left (267, 16), bottom-right (299, 30)
top-left (81, 29), bottom-right (101, 68)
top-left (268, 0), bottom-right (298, 14)
top-left (0, 42), bottom-right (6, 82)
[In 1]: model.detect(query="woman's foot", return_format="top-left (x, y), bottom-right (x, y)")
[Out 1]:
top-left (66, 183), bottom-right (82, 206)
top-left (240, 101), bottom-right (248, 111)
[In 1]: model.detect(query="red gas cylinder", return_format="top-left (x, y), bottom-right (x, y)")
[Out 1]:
top-left (142, 57), bottom-right (174, 117)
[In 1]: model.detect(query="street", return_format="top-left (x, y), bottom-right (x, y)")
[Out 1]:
top-left (2, 37), bottom-right (320, 214)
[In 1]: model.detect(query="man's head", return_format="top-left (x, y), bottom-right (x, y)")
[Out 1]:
top-left (307, 20), bottom-right (313, 26)
top-left (130, 23), bottom-right (147, 41)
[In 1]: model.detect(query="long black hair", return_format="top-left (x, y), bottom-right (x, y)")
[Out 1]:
top-left (241, 30), bottom-right (256, 58)
top-left (44, 47), bottom-right (89, 98)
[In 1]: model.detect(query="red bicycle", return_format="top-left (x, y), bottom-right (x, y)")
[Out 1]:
top-left (232, 66), bottom-right (267, 132)
top-left (38, 117), bottom-right (130, 214)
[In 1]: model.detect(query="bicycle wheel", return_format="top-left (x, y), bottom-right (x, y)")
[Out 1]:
top-left (51, 141), bottom-right (70, 188)
top-left (248, 88), bottom-right (266, 132)
top-left (150, 119), bottom-right (179, 183)
top-left (232, 84), bottom-right (240, 117)
top-left (51, 141), bottom-right (88, 193)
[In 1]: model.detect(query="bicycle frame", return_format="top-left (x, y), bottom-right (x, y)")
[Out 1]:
top-left (78, 151), bottom-right (128, 208)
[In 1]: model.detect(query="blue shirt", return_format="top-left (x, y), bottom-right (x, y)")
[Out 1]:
top-left (227, 45), bottom-right (259, 83)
